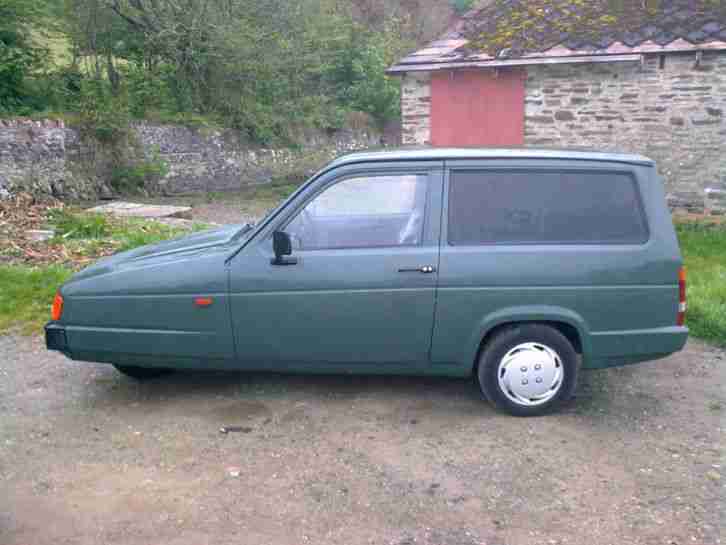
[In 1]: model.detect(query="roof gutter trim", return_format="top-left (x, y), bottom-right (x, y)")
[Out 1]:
top-left (328, 151), bottom-right (655, 168)
top-left (342, 155), bottom-right (654, 168)
top-left (387, 53), bottom-right (643, 74)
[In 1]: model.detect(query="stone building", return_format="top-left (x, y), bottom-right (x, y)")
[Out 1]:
top-left (388, 0), bottom-right (726, 214)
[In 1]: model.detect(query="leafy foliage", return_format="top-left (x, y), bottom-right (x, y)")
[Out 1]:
top-left (333, 19), bottom-right (404, 126)
top-left (1, 0), bottom-right (418, 141)
top-left (77, 78), bottom-right (130, 142)
top-left (0, 0), bottom-right (48, 113)
top-left (33, 0), bottom-right (412, 143)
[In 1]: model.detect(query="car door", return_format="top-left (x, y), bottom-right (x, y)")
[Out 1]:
top-left (228, 161), bottom-right (443, 370)
top-left (431, 159), bottom-right (657, 371)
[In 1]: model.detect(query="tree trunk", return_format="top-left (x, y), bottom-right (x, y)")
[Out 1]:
top-left (106, 53), bottom-right (120, 94)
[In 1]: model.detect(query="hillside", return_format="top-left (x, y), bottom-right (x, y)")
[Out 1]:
top-left (2, 0), bottom-right (466, 142)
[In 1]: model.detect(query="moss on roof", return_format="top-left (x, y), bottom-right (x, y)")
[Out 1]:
top-left (463, 0), bottom-right (726, 57)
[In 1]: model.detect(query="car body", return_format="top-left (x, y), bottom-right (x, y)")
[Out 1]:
top-left (46, 148), bottom-right (688, 415)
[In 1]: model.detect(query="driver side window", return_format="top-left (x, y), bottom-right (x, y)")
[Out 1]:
top-left (286, 174), bottom-right (428, 250)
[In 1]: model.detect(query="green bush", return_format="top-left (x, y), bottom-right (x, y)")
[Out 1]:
top-left (0, 0), bottom-right (47, 115)
top-left (335, 30), bottom-right (401, 125)
top-left (23, 65), bottom-right (83, 114)
top-left (109, 158), bottom-right (169, 193)
top-left (78, 78), bottom-right (131, 143)
top-left (123, 62), bottom-right (176, 120)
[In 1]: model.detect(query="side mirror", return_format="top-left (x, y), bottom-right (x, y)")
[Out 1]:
top-left (271, 231), bottom-right (297, 266)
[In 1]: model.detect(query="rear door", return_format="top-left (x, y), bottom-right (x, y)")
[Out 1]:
top-left (228, 161), bottom-right (444, 369)
top-left (432, 160), bottom-right (658, 370)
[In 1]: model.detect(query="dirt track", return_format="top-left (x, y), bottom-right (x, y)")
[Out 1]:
top-left (1, 334), bottom-right (724, 545)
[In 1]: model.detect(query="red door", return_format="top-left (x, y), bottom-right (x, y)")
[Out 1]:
top-left (431, 69), bottom-right (525, 147)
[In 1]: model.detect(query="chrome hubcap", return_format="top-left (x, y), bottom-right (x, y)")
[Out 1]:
top-left (497, 342), bottom-right (563, 407)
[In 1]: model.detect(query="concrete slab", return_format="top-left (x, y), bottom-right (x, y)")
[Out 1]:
top-left (25, 229), bottom-right (55, 241)
top-left (86, 202), bottom-right (193, 220)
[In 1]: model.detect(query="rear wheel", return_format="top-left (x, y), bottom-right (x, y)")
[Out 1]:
top-left (477, 324), bottom-right (579, 416)
top-left (113, 365), bottom-right (174, 380)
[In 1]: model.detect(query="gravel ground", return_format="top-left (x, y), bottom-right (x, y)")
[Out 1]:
top-left (0, 334), bottom-right (724, 545)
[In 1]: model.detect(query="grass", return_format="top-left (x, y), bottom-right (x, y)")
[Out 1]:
top-left (49, 208), bottom-right (111, 239)
top-left (676, 221), bottom-right (726, 347)
top-left (48, 208), bottom-right (208, 251)
top-left (0, 265), bottom-right (73, 334)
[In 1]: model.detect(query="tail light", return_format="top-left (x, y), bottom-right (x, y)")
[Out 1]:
top-left (677, 267), bottom-right (687, 326)
top-left (51, 292), bottom-right (64, 321)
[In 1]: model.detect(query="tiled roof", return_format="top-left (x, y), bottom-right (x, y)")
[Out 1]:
top-left (388, 0), bottom-right (726, 73)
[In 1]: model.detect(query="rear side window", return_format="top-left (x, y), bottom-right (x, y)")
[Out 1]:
top-left (448, 169), bottom-right (649, 245)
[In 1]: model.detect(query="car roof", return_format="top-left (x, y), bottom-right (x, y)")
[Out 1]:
top-left (327, 147), bottom-right (655, 169)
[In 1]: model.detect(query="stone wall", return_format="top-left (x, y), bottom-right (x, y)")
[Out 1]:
top-left (399, 52), bottom-right (726, 214)
top-left (0, 119), bottom-right (101, 201)
top-left (0, 119), bottom-right (384, 201)
top-left (525, 51), bottom-right (726, 214)
top-left (401, 72), bottom-right (432, 146)
top-left (134, 122), bottom-right (383, 195)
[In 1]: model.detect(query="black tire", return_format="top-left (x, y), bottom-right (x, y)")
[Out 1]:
top-left (476, 324), bottom-right (579, 417)
top-left (113, 365), bottom-right (174, 380)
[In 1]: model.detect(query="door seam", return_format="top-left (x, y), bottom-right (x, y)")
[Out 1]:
top-left (427, 163), bottom-right (446, 364)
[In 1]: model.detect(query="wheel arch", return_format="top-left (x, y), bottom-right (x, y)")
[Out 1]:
top-left (469, 306), bottom-right (591, 373)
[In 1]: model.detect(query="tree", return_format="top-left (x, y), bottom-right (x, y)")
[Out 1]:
top-left (331, 17), bottom-right (410, 125)
top-left (0, 0), bottom-right (46, 112)
top-left (52, 0), bottom-right (409, 140)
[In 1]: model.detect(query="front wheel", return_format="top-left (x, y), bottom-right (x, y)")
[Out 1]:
top-left (477, 324), bottom-right (579, 416)
top-left (113, 365), bottom-right (174, 380)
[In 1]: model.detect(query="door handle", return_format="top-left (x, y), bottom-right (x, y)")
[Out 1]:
top-left (270, 256), bottom-right (298, 266)
top-left (398, 265), bottom-right (436, 274)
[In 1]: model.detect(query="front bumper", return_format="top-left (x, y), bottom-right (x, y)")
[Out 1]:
top-left (45, 322), bottom-right (69, 355)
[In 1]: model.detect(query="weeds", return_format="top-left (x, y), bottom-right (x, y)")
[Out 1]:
top-left (48, 209), bottom-right (206, 251)
top-left (49, 209), bottom-right (110, 239)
